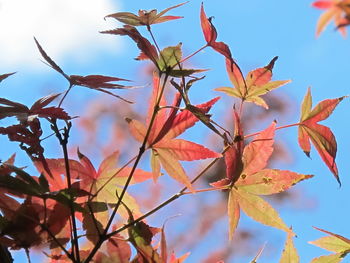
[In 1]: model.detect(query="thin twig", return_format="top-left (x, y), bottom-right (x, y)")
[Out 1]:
top-left (244, 122), bottom-right (301, 139)
top-left (58, 83), bottom-right (73, 107)
top-left (180, 44), bottom-right (208, 63)
top-left (51, 120), bottom-right (80, 262)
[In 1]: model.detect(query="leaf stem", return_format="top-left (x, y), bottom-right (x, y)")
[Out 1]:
top-left (180, 44), bottom-right (208, 63)
top-left (58, 83), bottom-right (73, 107)
top-left (181, 185), bottom-right (229, 195)
top-left (25, 248), bottom-right (31, 263)
top-left (148, 26), bottom-right (167, 69)
top-left (244, 122), bottom-right (301, 139)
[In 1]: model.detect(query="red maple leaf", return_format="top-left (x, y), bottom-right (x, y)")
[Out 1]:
top-left (298, 88), bottom-right (345, 185)
top-left (127, 73), bottom-right (221, 190)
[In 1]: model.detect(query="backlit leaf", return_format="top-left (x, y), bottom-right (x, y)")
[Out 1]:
top-left (309, 227), bottom-right (350, 262)
top-left (279, 232), bottom-right (300, 263)
top-left (106, 234), bottom-right (131, 263)
top-left (154, 139), bottom-right (221, 161)
top-left (105, 2), bottom-right (186, 27)
top-left (157, 44), bottom-right (182, 72)
top-left (236, 169), bottom-right (313, 195)
top-left (34, 37), bottom-right (66, 77)
top-left (127, 79), bottom-right (221, 189)
top-left (156, 148), bottom-right (191, 190)
top-left (82, 203), bottom-right (104, 244)
top-left (102, 26), bottom-right (159, 65)
top-left (200, 3), bottom-right (232, 61)
top-left (310, 236), bottom-right (350, 253)
top-left (312, 227), bottom-right (350, 248)
top-left (216, 57), bottom-right (289, 109)
top-left (234, 188), bottom-right (291, 234)
top-left (228, 189), bottom-right (240, 240)
top-left (298, 88), bottom-right (344, 184)
top-left (128, 221), bottom-right (161, 263)
top-left (77, 150), bottom-right (153, 219)
top-left (0, 94), bottom-right (70, 121)
top-left (312, 1), bottom-right (349, 36)
top-left (242, 122), bottom-right (276, 176)
top-left (313, 1), bottom-right (334, 9)
top-left (310, 253), bottom-right (344, 263)
top-left (151, 149), bottom-right (162, 181)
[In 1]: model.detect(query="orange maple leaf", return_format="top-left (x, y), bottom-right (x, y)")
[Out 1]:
top-left (298, 88), bottom-right (345, 185)
top-left (127, 73), bottom-right (221, 190)
top-left (312, 0), bottom-right (350, 36)
top-left (212, 121), bottom-right (312, 239)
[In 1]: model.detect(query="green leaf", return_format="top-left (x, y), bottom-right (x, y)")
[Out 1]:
top-left (38, 174), bottom-right (50, 193)
top-left (168, 68), bottom-right (207, 77)
top-left (106, 12), bottom-right (142, 26)
top-left (128, 221), bottom-right (160, 263)
top-left (157, 44), bottom-right (182, 72)
top-left (300, 87), bottom-right (312, 121)
top-left (88, 202), bottom-right (109, 213)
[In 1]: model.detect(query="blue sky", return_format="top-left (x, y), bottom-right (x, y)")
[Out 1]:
top-left (1, 0), bottom-right (350, 262)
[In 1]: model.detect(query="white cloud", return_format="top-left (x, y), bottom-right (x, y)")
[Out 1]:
top-left (0, 0), bottom-right (122, 70)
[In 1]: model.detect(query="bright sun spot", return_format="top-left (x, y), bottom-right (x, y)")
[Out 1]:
top-left (0, 0), bottom-right (122, 70)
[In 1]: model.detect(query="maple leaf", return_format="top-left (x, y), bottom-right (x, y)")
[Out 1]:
top-left (105, 2), bottom-right (187, 27)
top-left (128, 220), bottom-right (161, 263)
top-left (279, 231), bottom-right (300, 263)
top-left (200, 3), bottom-right (233, 62)
top-left (34, 38), bottom-right (132, 103)
top-left (101, 26), bottom-right (159, 65)
top-left (0, 93), bottom-right (70, 122)
top-left (95, 233), bottom-right (131, 263)
top-left (77, 150), bottom-right (154, 229)
top-left (101, 29), bottom-right (204, 77)
top-left (127, 74), bottom-right (221, 190)
top-left (309, 227), bottom-right (350, 262)
top-left (0, 94), bottom-right (70, 175)
top-left (0, 194), bottom-right (70, 251)
top-left (215, 57), bottom-right (290, 109)
top-left (36, 150), bottom-right (153, 227)
top-left (211, 122), bottom-right (312, 239)
top-left (69, 75), bottom-right (133, 103)
top-left (159, 224), bottom-right (190, 263)
top-left (312, 0), bottom-right (350, 36)
top-left (298, 88), bottom-right (345, 185)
